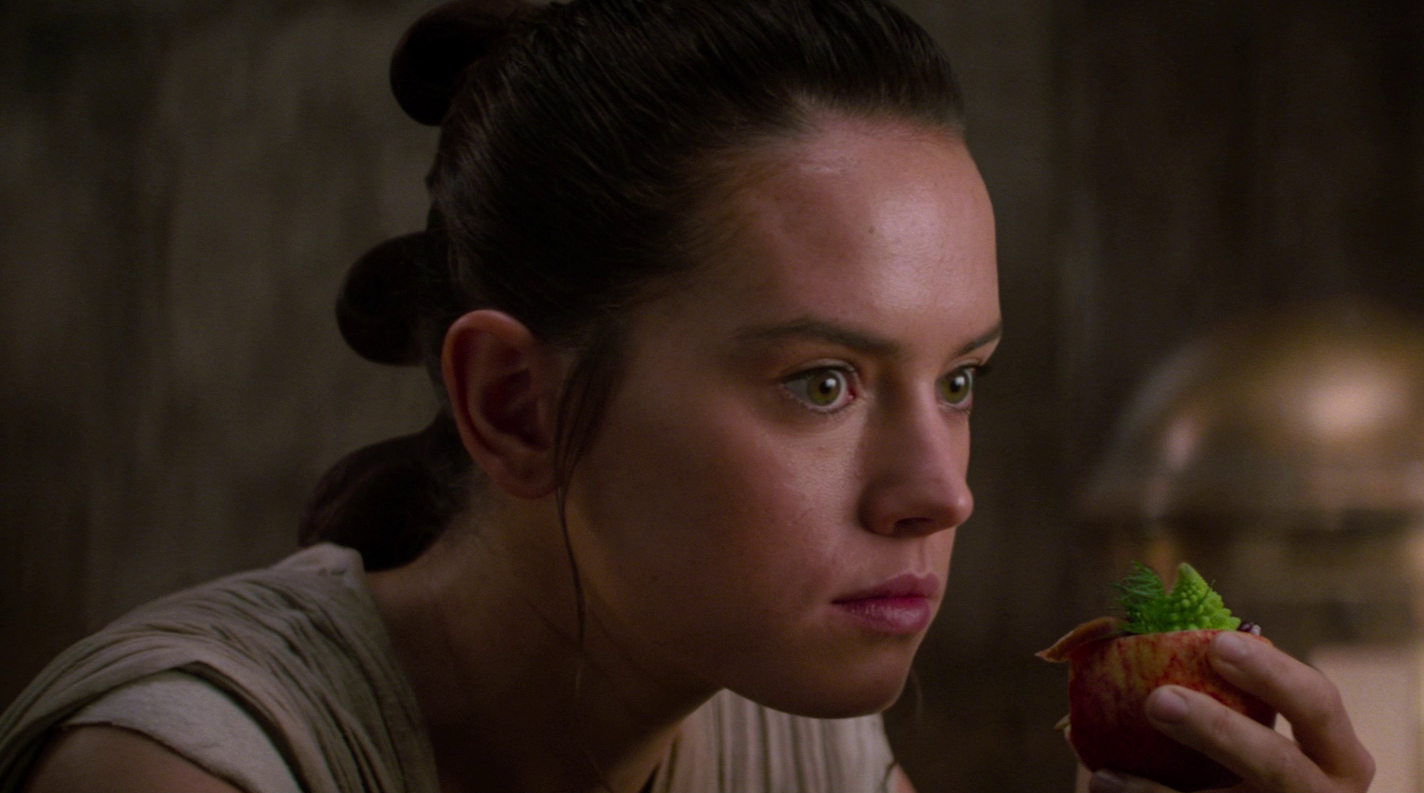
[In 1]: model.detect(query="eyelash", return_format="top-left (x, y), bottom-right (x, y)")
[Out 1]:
top-left (781, 363), bottom-right (992, 415)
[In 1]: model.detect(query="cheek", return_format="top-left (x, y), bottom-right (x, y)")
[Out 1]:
top-left (568, 385), bottom-right (859, 633)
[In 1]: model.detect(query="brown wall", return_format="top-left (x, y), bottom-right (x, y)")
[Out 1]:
top-left (2, 1), bottom-right (1421, 791)
top-left (0, 0), bottom-right (439, 736)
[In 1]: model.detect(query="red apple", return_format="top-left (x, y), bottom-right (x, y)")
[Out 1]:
top-left (1039, 617), bottom-right (1277, 792)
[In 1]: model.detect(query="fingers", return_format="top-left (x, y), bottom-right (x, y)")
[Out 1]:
top-left (1087, 633), bottom-right (1374, 793)
top-left (1144, 685), bottom-right (1328, 791)
top-left (1085, 768), bottom-right (1195, 793)
top-left (1207, 633), bottom-right (1375, 786)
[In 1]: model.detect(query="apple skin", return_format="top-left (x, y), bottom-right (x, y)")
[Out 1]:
top-left (1065, 629), bottom-right (1277, 791)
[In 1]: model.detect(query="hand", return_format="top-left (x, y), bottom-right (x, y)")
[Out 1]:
top-left (1085, 631), bottom-right (1375, 793)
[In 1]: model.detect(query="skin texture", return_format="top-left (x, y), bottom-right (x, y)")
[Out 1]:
top-left (560, 119), bottom-right (1000, 720)
top-left (373, 115), bottom-right (1000, 793)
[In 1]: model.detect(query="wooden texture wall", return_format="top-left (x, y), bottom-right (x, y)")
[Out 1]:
top-left (0, 0), bottom-right (439, 740)
top-left (1, 1), bottom-right (1420, 791)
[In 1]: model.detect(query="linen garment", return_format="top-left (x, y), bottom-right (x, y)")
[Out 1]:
top-left (0, 545), bottom-right (896, 792)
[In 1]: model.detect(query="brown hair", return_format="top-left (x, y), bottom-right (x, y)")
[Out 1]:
top-left (301, 0), bottom-right (966, 570)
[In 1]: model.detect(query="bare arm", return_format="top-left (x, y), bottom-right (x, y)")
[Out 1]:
top-left (23, 726), bottom-right (246, 793)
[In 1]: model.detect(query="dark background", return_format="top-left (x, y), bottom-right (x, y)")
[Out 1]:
top-left (2, 1), bottom-right (1421, 790)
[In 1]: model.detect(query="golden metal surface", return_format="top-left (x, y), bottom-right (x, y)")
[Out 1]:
top-left (1087, 301), bottom-right (1424, 520)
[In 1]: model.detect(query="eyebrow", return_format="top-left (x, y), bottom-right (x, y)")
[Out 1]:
top-left (732, 317), bottom-right (1002, 359)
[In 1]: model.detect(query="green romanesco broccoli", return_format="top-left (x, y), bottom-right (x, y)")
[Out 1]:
top-left (1112, 562), bottom-right (1241, 634)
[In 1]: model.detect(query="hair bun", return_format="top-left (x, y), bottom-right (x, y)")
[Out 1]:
top-left (390, 0), bottom-right (530, 126)
top-left (337, 232), bottom-right (429, 366)
top-left (299, 414), bottom-right (464, 570)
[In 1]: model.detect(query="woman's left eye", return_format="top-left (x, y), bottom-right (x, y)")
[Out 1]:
top-left (938, 366), bottom-right (979, 406)
top-left (784, 367), bottom-right (855, 411)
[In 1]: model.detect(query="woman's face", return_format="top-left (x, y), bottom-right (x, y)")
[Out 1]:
top-left (566, 117), bottom-right (1000, 718)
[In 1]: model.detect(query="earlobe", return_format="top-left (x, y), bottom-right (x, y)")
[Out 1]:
top-left (442, 310), bottom-right (562, 499)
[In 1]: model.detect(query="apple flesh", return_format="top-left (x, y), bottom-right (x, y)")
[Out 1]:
top-left (1041, 618), bottom-right (1277, 792)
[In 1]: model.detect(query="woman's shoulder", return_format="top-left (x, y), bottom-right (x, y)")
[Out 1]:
top-left (129, 543), bottom-right (370, 621)
top-left (0, 544), bottom-right (436, 793)
top-left (21, 725), bottom-right (247, 793)
top-left (40, 543), bottom-right (375, 653)
top-left (32, 669), bottom-right (304, 793)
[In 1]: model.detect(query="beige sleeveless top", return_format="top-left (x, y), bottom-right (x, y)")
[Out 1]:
top-left (0, 545), bottom-right (896, 792)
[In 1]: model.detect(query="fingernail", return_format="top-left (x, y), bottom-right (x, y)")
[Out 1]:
top-left (1147, 687), bottom-right (1189, 723)
top-left (1215, 631), bottom-right (1249, 663)
top-left (1088, 770), bottom-right (1126, 793)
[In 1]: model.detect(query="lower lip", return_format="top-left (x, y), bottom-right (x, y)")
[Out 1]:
top-left (833, 596), bottom-right (934, 635)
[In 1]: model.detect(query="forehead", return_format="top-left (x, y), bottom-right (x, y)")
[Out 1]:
top-left (652, 118), bottom-right (999, 351)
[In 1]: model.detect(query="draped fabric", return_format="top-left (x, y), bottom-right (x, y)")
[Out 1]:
top-left (0, 545), bottom-right (437, 793)
top-left (655, 690), bottom-right (897, 792)
top-left (63, 671), bottom-right (305, 793)
top-left (0, 544), bottom-right (895, 792)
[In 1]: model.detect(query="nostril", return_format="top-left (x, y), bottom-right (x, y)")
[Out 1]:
top-left (890, 516), bottom-right (945, 537)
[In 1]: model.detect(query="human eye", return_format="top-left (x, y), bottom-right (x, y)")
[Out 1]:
top-left (782, 366), bottom-right (856, 412)
top-left (937, 363), bottom-right (991, 409)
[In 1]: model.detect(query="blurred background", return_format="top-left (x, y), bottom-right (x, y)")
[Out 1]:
top-left (2, 0), bottom-right (1423, 790)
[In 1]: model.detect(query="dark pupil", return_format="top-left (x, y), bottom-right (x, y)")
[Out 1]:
top-left (813, 375), bottom-right (840, 403)
top-left (946, 373), bottom-right (969, 398)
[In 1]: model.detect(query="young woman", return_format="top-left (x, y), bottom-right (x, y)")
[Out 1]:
top-left (0, 1), bottom-right (1374, 792)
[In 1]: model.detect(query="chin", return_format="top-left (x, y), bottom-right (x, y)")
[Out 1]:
top-left (732, 648), bottom-right (917, 719)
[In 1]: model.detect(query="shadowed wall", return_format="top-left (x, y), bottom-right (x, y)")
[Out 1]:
top-left (2, 1), bottom-right (1421, 791)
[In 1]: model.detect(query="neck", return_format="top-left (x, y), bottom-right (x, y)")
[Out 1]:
top-left (366, 498), bottom-right (714, 793)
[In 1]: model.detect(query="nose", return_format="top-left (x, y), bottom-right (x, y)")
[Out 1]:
top-left (858, 399), bottom-right (975, 538)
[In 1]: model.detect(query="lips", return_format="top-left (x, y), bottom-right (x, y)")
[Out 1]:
top-left (835, 572), bottom-right (941, 602)
top-left (832, 572), bottom-right (940, 634)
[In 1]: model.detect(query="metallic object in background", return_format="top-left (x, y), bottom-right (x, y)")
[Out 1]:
top-left (1083, 301), bottom-right (1424, 793)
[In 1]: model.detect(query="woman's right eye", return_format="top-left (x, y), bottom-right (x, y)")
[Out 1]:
top-left (783, 367), bottom-right (854, 412)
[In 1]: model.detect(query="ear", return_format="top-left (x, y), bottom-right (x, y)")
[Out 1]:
top-left (442, 310), bottom-right (563, 499)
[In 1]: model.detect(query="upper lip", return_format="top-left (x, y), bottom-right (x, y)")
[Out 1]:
top-left (833, 572), bottom-right (941, 603)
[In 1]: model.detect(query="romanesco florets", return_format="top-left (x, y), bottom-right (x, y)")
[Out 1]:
top-left (1112, 562), bottom-right (1241, 634)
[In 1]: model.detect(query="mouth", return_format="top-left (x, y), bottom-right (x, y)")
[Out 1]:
top-left (831, 572), bottom-right (940, 635)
